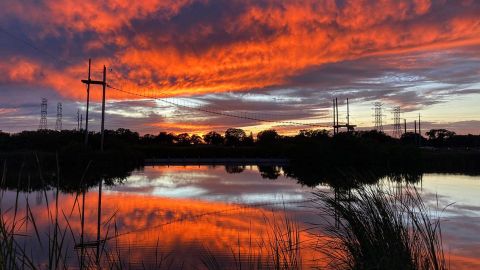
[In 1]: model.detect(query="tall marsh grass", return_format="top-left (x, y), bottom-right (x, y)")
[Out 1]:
top-left (0, 156), bottom-right (119, 270)
top-left (201, 212), bottom-right (303, 270)
top-left (313, 186), bottom-right (447, 270)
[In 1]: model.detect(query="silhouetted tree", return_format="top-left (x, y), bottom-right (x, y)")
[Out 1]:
top-left (426, 129), bottom-right (456, 147)
top-left (297, 129), bottom-right (330, 139)
top-left (258, 165), bottom-right (281, 179)
top-left (257, 129), bottom-right (280, 145)
top-left (175, 133), bottom-right (191, 145)
top-left (225, 165), bottom-right (245, 174)
top-left (190, 134), bottom-right (203, 145)
top-left (113, 128), bottom-right (139, 142)
top-left (400, 132), bottom-right (423, 145)
top-left (225, 128), bottom-right (247, 146)
top-left (244, 132), bottom-right (254, 146)
top-left (155, 132), bottom-right (175, 144)
top-left (203, 131), bottom-right (224, 145)
top-left (0, 131), bottom-right (9, 144)
top-left (426, 129), bottom-right (456, 140)
top-left (357, 130), bottom-right (395, 143)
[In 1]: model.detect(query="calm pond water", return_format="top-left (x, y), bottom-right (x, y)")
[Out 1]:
top-left (1, 165), bottom-right (479, 269)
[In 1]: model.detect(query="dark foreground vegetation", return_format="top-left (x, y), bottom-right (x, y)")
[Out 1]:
top-left (0, 127), bottom-right (479, 188)
top-left (314, 186), bottom-right (447, 270)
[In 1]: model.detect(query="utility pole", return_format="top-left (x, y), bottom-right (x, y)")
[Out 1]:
top-left (100, 65), bottom-right (106, 152)
top-left (81, 62), bottom-right (107, 151)
top-left (96, 176), bottom-right (102, 265)
top-left (84, 58), bottom-right (91, 146)
top-left (404, 119), bottom-right (407, 134)
top-left (414, 120), bottom-right (417, 134)
top-left (81, 61), bottom-right (107, 266)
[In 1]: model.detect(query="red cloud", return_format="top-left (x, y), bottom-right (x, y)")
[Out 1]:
top-left (1, 0), bottom-right (480, 111)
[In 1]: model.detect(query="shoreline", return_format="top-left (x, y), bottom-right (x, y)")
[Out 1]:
top-left (144, 158), bottom-right (290, 166)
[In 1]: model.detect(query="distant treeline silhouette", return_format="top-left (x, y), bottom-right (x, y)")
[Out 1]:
top-left (1, 128), bottom-right (479, 150)
top-left (0, 127), bottom-right (479, 188)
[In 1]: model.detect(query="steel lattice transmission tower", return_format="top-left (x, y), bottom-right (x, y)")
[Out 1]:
top-left (39, 98), bottom-right (48, 130)
top-left (373, 102), bottom-right (384, 132)
top-left (392, 106), bottom-right (401, 138)
top-left (55, 102), bottom-right (62, 131)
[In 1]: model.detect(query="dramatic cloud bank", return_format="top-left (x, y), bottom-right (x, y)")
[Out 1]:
top-left (0, 0), bottom-right (479, 134)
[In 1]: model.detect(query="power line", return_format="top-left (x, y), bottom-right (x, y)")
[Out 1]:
top-left (107, 84), bottom-right (329, 128)
top-left (108, 70), bottom-right (315, 118)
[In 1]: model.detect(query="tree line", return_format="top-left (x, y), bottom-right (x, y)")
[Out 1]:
top-left (0, 127), bottom-right (479, 151)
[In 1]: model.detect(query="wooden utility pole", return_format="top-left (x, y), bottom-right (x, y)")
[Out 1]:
top-left (81, 62), bottom-right (107, 152)
top-left (84, 59), bottom-right (91, 146)
top-left (81, 61), bottom-right (106, 267)
top-left (404, 119), bottom-right (407, 134)
top-left (100, 65), bottom-right (106, 152)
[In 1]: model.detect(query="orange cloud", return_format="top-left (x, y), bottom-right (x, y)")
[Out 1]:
top-left (2, 0), bottom-right (480, 101)
top-left (106, 0), bottom-right (480, 99)
top-left (1, 0), bottom-right (480, 134)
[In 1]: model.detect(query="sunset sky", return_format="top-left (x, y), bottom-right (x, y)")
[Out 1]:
top-left (0, 0), bottom-right (479, 135)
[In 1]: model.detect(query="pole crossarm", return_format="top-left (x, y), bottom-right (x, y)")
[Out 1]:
top-left (81, 60), bottom-right (107, 152)
top-left (81, 79), bottom-right (105, 85)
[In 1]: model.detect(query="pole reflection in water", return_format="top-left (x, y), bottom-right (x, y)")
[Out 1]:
top-left (96, 178), bottom-right (102, 265)
top-left (0, 165), bottom-right (479, 269)
top-left (80, 186), bottom-right (86, 270)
